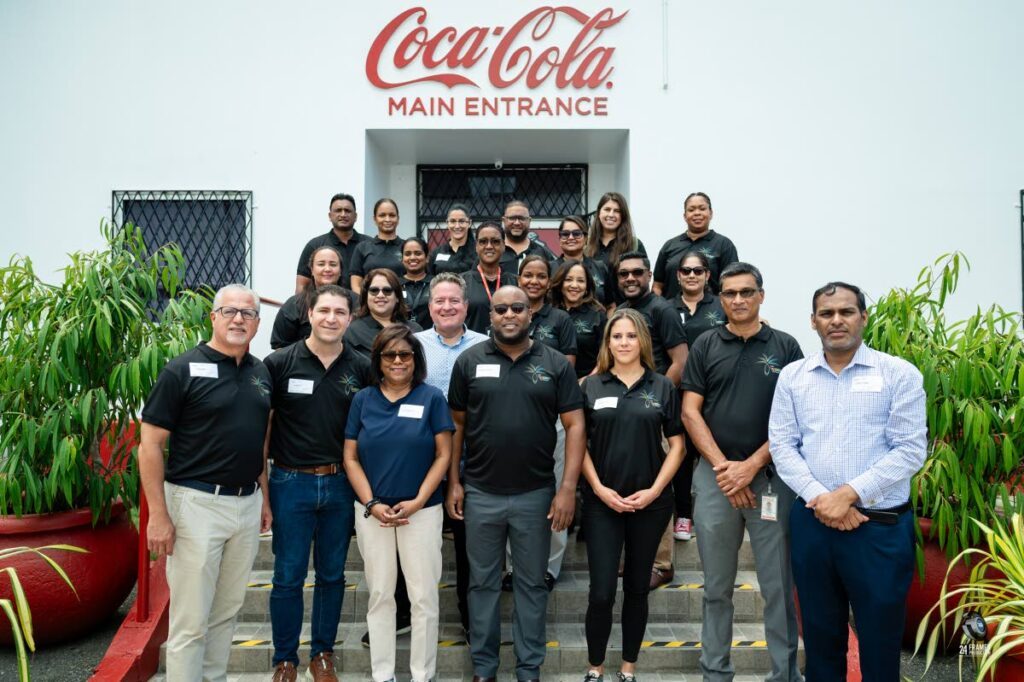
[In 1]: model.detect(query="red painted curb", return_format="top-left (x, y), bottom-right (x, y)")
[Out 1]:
top-left (846, 625), bottom-right (862, 681)
top-left (89, 557), bottom-right (169, 682)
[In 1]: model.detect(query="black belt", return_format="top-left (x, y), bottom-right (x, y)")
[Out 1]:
top-left (855, 500), bottom-right (911, 524)
top-left (173, 479), bottom-right (259, 496)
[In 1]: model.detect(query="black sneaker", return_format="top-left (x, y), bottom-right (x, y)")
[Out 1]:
top-left (501, 572), bottom-right (513, 592)
top-left (361, 616), bottom-right (411, 648)
top-left (544, 571), bottom-right (557, 592)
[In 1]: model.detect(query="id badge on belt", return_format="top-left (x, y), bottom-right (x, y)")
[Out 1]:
top-left (761, 477), bottom-right (778, 522)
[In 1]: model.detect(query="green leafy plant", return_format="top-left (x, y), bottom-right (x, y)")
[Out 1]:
top-left (0, 222), bottom-right (212, 521)
top-left (0, 544), bottom-right (88, 682)
top-left (914, 513), bottom-right (1024, 680)
top-left (863, 253), bottom-right (1024, 566)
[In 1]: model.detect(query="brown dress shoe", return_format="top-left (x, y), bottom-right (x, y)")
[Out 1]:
top-left (649, 566), bottom-right (674, 589)
top-left (307, 651), bottom-right (338, 682)
top-left (271, 661), bottom-right (297, 682)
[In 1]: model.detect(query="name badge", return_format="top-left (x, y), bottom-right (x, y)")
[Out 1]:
top-left (435, 253), bottom-right (451, 262)
top-left (851, 375), bottom-right (883, 393)
top-left (288, 378), bottom-right (314, 394)
top-left (593, 397), bottom-right (618, 410)
top-left (398, 404), bottom-right (425, 419)
top-left (402, 289), bottom-right (408, 298)
top-left (475, 364), bottom-right (500, 378)
top-left (189, 362), bottom-right (218, 378)
top-left (761, 493), bottom-right (778, 522)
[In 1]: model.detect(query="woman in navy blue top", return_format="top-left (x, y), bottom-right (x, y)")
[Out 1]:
top-left (343, 325), bottom-right (453, 682)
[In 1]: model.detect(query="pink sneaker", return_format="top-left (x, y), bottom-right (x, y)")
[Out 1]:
top-left (673, 517), bottom-right (692, 541)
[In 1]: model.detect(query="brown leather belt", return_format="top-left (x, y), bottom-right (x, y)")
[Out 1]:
top-left (274, 462), bottom-right (342, 476)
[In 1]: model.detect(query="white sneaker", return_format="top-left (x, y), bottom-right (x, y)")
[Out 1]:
top-left (673, 517), bottom-right (692, 541)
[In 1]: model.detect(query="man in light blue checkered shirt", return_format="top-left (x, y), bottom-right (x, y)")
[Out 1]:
top-left (769, 281), bottom-right (927, 682)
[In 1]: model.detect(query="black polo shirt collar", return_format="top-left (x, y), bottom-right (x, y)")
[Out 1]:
top-left (714, 322), bottom-right (772, 344)
top-left (196, 341), bottom-right (257, 367)
top-left (373, 235), bottom-right (401, 246)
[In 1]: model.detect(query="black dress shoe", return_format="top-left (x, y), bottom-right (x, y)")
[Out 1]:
top-left (471, 676), bottom-right (496, 682)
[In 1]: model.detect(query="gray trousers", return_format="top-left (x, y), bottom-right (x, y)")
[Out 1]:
top-left (465, 483), bottom-right (555, 680)
top-left (693, 459), bottom-right (802, 682)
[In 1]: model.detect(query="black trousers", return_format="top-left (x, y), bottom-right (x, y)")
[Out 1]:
top-left (583, 493), bottom-right (672, 665)
top-left (672, 437), bottom-right (698, 519)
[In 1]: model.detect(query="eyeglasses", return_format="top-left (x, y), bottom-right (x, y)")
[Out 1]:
top-left (447, 218), bottom-right (471, 226)
top-left (477, 237), bottom-right (503, 246)
top-left (720, 288), bottom-right (761, 300)
top-left (214, 306), bottom-right (258, 320)
top-left (559, 230), bottom-right (584, 239)
top-left (367, 286), bottom-right (395, 297)
top-left (492, 303), bottom-right (528, 315)
top-left (504, 215), bottom-right (530, 223)
top-left (679, 266), bottom-right (708, 276)
top-left (617, 268), bottom-right (647, 280)
top-left (380, 350), bottom-right (415, 362)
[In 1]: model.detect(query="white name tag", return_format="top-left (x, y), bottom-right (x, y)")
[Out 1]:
top-left (761, 493), bottom-right (778, 521)
top-left (398, 404), bottom-right (424, 419)
top-left (435, 253), bottom-right (451, 262)
top-left (594, 397), bottom-right (619, 410)
top-left (851, 375), bottom-right (883, 393)
top-left (189, 362), bottom-right (218, 378)
top-left (475, 364), bottom-right (501, 378)
top-left (288, 378), bottom-right (314, 394)
top-left (402, 289), bottom-right (408, 298)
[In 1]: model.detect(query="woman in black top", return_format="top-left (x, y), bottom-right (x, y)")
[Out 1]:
top-left (553, 215), bottom-right (612, 307)
top-left (670, 249), bottom-right (725, 541)
top-left (584, 192), bottom-right (646, 305)
top-left (518, 254), bottom-right (577, 365)
top-left (271, 245), bottom-right (357, 349)
top-left (460, 221), bottom-right (518, 334)
top-left (400, 237), bottom-right (432, 328)
top-left (428, 204), bottom-right (477, 275)
top-left (349, 198), bottom-right (405, 295)
top-left (550, 260), bottom-right (606, 378)
top-left (579, 308), bottom-right (684, 682)
top-left (344, 268), bottom-right (422, 359)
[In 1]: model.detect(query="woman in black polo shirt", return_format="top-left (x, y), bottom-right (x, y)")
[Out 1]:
top-left (671, 249), bottom-right (726, 541)
top-left (271, 245), bottom-right (356, 349)
top-left (400, 237), bottom-right (432, 328)
top-left (554, 216), bottom-right (612, 306)
top-left (518, 254), bottom-right (577, 364)
top-left (579, 308), bottom-right (685, 682)
top-left (343, 325), bottom-right (453, 682)
top-left (550, 260), bottom-right (606, 378)
top-left (428, 204), bottom-right (477, 275)
top-left (344, 268), bottom-right (423, 359)
top-left (349, 198), bottom-right (406, 295)
top-left (583, 192), bottom-right (646, 305)
top-left (461, 221), bottom-right (518, 333)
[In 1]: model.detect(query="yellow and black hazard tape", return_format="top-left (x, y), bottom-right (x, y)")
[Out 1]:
top-left (232, 638), bottom-right (766, 648)
top-left (655, 582), bottom-right (754, 591)
top-left (246, 581), bottom-right (358, 590)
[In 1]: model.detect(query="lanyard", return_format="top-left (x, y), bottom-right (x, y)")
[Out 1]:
top-left (478, 265), bottom-right (498, 302)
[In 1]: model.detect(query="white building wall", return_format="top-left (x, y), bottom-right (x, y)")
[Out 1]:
top-left (1, 1), bottom-right (1022, 357)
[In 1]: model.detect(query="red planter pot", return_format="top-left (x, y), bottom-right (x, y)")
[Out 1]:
top-left (0, 502), bottom-right (138, 645)
top-left (986, 622), bottom-right (1024, 681)
top-left (903, 517), bottom-right (973, 649)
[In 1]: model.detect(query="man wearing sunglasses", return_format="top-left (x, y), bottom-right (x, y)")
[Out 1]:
top-left (682, 262), bottom-right (804, 682)
top-left (139, 284), bottom-right (273, 681)
top-left (499, 200), bottom-right (555, 277)
top-left (447, 286), bottom-right (585, 682)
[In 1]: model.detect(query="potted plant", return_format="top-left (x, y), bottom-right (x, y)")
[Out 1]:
top-left (0, 221), bottom-right (212, 644)
top-left (914, 512), bottom-right (1024, 680)
top-left (863, 252), bottom-right (1024, 646)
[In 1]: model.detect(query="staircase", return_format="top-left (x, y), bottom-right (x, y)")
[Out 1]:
top-left (154, 529), bottom-right (800, 681)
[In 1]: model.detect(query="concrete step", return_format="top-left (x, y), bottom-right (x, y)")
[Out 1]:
top-left (238, 569), bottom-right (767, 624)
top-left (252, 530), bottom-right (756, 574)
top-left (158, 622), bottom-right (801, 676)
top-left (151, 673), bottom-right (770, 681)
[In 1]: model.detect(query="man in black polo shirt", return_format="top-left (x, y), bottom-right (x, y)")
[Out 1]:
top-left (263, 284), bottom-right (370, 682)
top-left (681, 262), bottom-right (804, 682)
top-left (139, 284), bottom-right (272, 682)
top-left (617, 252), bottom-right (688, 386)
top-left (499, 200), bottom-right (555, 277)
top-left (446, 286), bottom-right (585, 682)
top-left (652, 192), bottom-right (738, 299)
top-left (295, 193), bottom-right (371, 292)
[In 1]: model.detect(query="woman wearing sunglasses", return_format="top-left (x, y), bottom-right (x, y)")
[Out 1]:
top-left (343, 325), bottom-right (453, 682)
top-left (461, 221), bottom-right (518, 333)
top-left (554, 216), bottom-right (612, 308)
top-left (344, 268), bottom-right (423, 359)
top-left (271, 245), bottom-right (357, 349)
top-left (550, 260), bottom-right (606, 379)
top-left (428, 204), bottom-right (477, 276)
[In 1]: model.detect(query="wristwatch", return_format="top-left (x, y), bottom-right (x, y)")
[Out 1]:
top-left (363, 497), bottom-right (381, 518)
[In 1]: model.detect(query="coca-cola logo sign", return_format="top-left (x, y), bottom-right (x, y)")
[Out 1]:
top-left (366, 6), bottom-right (628, 118)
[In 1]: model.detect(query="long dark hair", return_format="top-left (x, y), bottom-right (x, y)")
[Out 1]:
top-left (369, 324), bottom-right (427, 387)
top-left (585, 192), bottom-right (637, 264)
top-left (550, 259), bottom-right (604, 312)
top-left (357, 268), bottom-right (410, 322)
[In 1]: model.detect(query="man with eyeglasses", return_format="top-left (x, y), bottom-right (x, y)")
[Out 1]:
top-left (262, 284), bottom-right (370, 682)
top-left (446, 286), bottom-right (585, 682)
top-left (681, 262), bottom-right (804, 682)
top-left (499, 200), bottom-right (555, 277)
top-left (139, 284), bottom-right (273, 681)
top-left (295, 193), bottom-right (370, 293)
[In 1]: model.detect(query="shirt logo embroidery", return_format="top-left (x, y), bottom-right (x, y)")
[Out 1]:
top-left (699, 247), bottom-right (716, 260)
top-left (339, 374), bottom-right (361, 396)
top-left (705, 311), bottom-right (725, 326)
top-left (757, 354), bottom-right (782, 376)
top-left (250, 376), bottom-right (271, 397)
top-left (525, 364), bottom-right (552, 384)
top-left (532, 324), bottom-right (555, 342)
top-left (573, 319), bottom-right (594, 335)
top-left (638, 390), bottom-right (661, 409)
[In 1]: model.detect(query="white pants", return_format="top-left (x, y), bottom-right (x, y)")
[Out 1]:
top-left (355, 502), bottom-right (444, 682)
top-left (164, 482), bottom-right (261, 682)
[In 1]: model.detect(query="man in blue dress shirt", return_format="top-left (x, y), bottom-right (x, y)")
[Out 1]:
top-left (769, 282), bottom-right (927, 682)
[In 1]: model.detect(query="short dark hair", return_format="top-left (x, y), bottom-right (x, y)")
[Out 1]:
top-left (720, 261), bottom-right (763, 288)
top-left (402, 236), bottom-right (428, 254)
top-left (358, 268), bottom-right (410, 322)
top-left (369, 324), bottom-right (427, 387)
top-left (684, 192), bottom-right (712, 210)
top-left (329, 193), bottom-right (356, 211)
top-left (812, 281), bottom-right (867, 313)
top-left (518, 253), bottom-right (551, 276)
top-left (308, 284), bottom-right (352, 313)
top-left (373, 197), bottom-right (399, 217)
top-left (475, 220), bottom-right (505, 241)
top-left (617, 251), bottom-right (650, 270)
top-left (677, 248), bottom-right (711, 271)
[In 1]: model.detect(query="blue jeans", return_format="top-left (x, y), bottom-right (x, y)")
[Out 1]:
top-left (269, 466), bottom-right (355, 665)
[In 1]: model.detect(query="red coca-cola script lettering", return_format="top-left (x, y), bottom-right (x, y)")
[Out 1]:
top-left (365, 6), bottom-right (627, 90)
